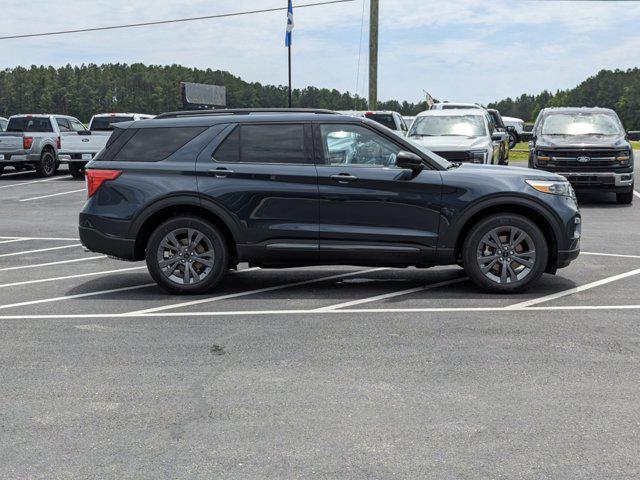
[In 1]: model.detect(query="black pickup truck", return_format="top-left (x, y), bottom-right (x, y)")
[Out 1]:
top-left (529, 107), bottom-right (634, 204)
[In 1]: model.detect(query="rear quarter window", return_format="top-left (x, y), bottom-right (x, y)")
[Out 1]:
top-left (98, 126), bottom-right (207, 162)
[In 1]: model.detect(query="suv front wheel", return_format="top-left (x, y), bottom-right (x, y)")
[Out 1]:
top-left (462, 214), bottom-right (548, 293)
top-left (146, 216), bottom-right (229, 294)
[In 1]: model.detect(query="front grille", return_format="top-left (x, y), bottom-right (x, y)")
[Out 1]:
top-left (540, 149), bottom-right (626, 170)
top-left (435, 150), bottom-right (472, 162)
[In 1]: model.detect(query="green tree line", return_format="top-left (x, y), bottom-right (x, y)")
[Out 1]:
top-left (0, 63), bottom-right (427, 122)
top-left (488, 68), bottom-right (640, 130)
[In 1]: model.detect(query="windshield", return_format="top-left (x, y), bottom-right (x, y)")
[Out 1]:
top-left (541, 112), bottom-right (623, 135)
top-left (90, 116), bottom-right (135, 131)
top-left (7, 117), bottom-right (53, 132)
top-left (409, 115), bottom-right (487, 137)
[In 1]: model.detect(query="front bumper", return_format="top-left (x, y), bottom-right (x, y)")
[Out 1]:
top-left (555, 171), bottom-right (634, 190)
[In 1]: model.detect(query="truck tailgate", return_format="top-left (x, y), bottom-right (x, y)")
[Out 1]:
top-left (0, 134), bottom-right (24, 152)
top-left (60, 132), bottom-right (109, 154)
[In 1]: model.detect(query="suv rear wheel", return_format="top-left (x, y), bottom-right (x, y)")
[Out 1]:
top-left (69, 163), bottom-right (85, 179)
top-left (462, 214), bottom-right (548, 293)
top-left (146, 216), bottom-right (229, 294)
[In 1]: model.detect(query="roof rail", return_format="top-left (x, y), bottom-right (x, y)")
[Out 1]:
top-left (154, 108), bottom-right (338, 119)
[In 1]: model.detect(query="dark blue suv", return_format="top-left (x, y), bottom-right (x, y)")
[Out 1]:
top-left (79, 109), bottom-right (581, 294)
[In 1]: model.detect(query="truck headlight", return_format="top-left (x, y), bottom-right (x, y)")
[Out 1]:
top-left (617, 151), bottom-right (631, 165)
top-left (526, 179), bottom-right (575, 198)
top-left (536, 151), bottom-right (551, 162)
top-left (470, 150), bottom-right (487, 163)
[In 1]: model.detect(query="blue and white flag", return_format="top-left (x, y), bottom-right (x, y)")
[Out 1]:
top-left (285, 0), bottom-right (294, 47)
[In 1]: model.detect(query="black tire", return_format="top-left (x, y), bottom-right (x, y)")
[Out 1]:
top-left (508, 132), bottom-right (518, 149)
top-left (617, 187), bottom-right (634, 205)
top-left (145, 216), bottom-right (229, 294)
top-left (462, 214), bottom-right (548, 293)
top-left (69, 163), bottom-right (85, 179)
top-left (35, 150), bottom-right (57, 177)
top-left (0, 165), bottom-right (4, 177)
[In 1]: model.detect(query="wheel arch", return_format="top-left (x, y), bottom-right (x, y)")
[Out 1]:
top-left (130, 195), bottom-right (242, 266)
top-left (450, 196), bottom-right (561, 273)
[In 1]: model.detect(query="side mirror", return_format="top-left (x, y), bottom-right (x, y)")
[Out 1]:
top-left (491, 133), bottom-right (502, 141)
top-left (396, 151), bottom-right (424, 173)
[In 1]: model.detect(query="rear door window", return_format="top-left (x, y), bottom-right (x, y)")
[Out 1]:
top-left (213, 123), bottom-right (308, 164)
top-left (7, 117), bottom-right (53, 132)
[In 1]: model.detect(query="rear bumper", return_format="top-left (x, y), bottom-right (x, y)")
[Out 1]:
top-left (0, 153), bottom-right (41, 163)
top-left (79, 226), bottom-right (136, 260)
top-left (59, 153), bottom-right (96, 164)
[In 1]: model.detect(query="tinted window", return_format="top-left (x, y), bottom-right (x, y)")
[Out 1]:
top-left (56, 118), bottom-right (71, 132)
top-left (95, 127), bottom-right (136, 161)
top-left (90, 116), bottom-right (135, 131)
top-left (213, 126), bottom-right (239, 163)
top-left (320, 124), bottom-right (401, 167)
top-left (236, 124), bottom-right (306, 164)
top-left (364, 113), bottom-right (396, 130)
top-left (114, 127), bottom-right (207, 162)
top-left (7, 117), bottom-right (53, 132)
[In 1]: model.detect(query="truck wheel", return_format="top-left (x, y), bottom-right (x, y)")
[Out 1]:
top-left (69, 163), bottom-right (85, 179)
top-left (508, 132), bottom-right (518, 149)
top-left (617, 187), bottom-right (634, 205)
top-left (35, 151), bottom-right (56, 177)
top-left (145, 216), bottom-right (229, 295)
top-left (462, 214), bottom-right (548, 293)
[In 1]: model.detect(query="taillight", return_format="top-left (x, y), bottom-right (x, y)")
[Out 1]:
top-left (86, 169), bottom-right (122, 198)
top-left (56, 136), bottom-right (61, 149)
top-left (23, 136), bottom-right (34, 150)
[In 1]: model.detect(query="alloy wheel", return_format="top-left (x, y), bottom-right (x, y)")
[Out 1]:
top-left (476, 226), bottom-right (536, 285)
top-left (156, 227), bottom-right (215, 285)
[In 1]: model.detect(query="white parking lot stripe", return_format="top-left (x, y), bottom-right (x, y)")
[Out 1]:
top-left (582, 251), bottom-right (640, 259)
top-left (0, 177), bottom-right (61, 189)
top-left (314, 277), bottom-right (468, 311)
top-left (634, 190), bottom-right (640, 199)
top-left (124, 267), bottom-right (388, 316)
top-left (1, 304), bottom-right (640, 319)
top-left (19, 188), bottom-right (86, 202)
top-left (505, 267), bottom-right (640, 310)
top-left (0, 283), bottom-right (156, 311)
top-left (0, 243), bottom-right (81, 258)
top-left (0, 266), bottom-right (146, 289)
top-left (0, 238), bottom-right (28, 245)
top-left (0, 256), bottom-right (106, 272)
top-left (0, 236), bottom-right (80, 241)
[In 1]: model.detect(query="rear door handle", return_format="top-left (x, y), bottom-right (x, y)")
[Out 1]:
top-left (208, 167), bottom-right (234, 178)
top-left (330, 173), bottom-right (358, 183)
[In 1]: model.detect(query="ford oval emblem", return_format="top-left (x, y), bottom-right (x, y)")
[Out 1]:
top-left (577, 156), bottom-right (590, 163)
top-left (82, 138), bottom-right (89, 142)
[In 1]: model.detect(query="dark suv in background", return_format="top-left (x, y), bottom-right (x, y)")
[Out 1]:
top-left (529, 107), bottom-right (634, 204)
top-left (79, 109), bottom-right (581, 294)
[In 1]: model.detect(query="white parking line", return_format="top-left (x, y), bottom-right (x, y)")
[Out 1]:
top-left (634, 190), bottom-right (640, 199)
top-left (0, 256), bottom-right (106, 272)
top-left (19, 188), bottom-right (86, 202)
top-left (0, 236), bottom-right (80, 241)
top-left (0, 177), bottom-right (61, 189)
top-left (1, 304), bottom-right (640, 319)
top-left (314, 277), bottom-right (468, 311)
top-left (0, 266), bottom-right (146, 289)
top-left (0, 283), bottom-right (156, 311)
top-left (0, 238), bottom-right (28, 245)
top-left (582, 251), bottom-right (640, 260)
top-left (124, 267), bottom-right (388, 316)
top-left (505, 267), bottom-right (640, 310)
top-left (0, 243), bottom-right (81, 258)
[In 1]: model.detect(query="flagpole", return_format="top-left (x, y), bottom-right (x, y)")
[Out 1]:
top-left (288, 39), bottom-right (292, 108)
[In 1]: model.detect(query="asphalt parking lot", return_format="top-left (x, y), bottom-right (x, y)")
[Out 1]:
top-left (1, 162), bottom-right (640, 479)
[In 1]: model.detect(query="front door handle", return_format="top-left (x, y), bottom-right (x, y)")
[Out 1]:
top-left (209, 167), bottom-right (234, 178)
top-left (330, 173), bottom-right (358, 183)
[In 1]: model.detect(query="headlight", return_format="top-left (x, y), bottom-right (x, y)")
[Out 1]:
top-left (617, 151), bottom-right (631, 165)
top-left (535, 151), bottom-right (551, 162)
top-left (526, 179), bottom-right (575, 198)
top-left (470, 150), bottom-right (487, 164)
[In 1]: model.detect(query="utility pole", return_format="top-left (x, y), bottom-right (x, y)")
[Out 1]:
top-left (368, 0), bottom-right (378, 110)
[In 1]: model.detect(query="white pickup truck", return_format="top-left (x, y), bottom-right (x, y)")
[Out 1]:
top-left (60, 113), bottom-right (154, 178)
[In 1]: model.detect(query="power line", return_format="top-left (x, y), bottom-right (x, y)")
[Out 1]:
top-left (0, 0), bottom-right (356, 41)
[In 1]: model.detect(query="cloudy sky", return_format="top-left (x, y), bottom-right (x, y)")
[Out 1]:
top-left (2, 0), bottom-right (640, 105)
